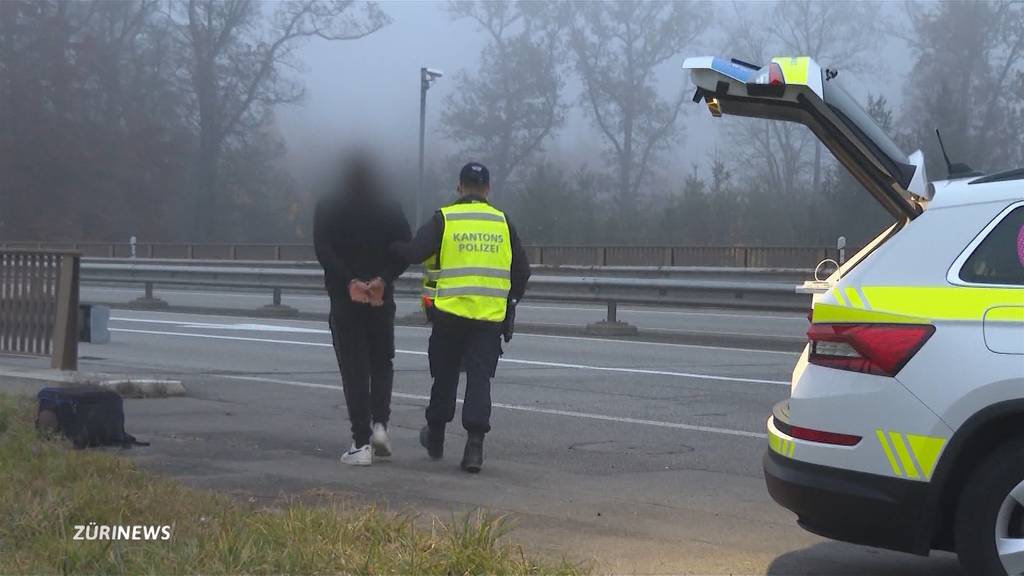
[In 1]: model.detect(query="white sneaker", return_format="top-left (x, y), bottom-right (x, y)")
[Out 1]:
top-left (340, 443), bottom-right (372, 466)
top-left (371, 423), bottom-right (392, 457)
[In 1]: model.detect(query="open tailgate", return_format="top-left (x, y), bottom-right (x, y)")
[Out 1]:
top-left (683, 56), bottom-right (930, 220)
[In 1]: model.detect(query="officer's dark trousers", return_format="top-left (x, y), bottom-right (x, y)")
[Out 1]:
top-left (426, 311), bottom-right (502, 435)
top-left (329, 300), bottom-right (395, 446)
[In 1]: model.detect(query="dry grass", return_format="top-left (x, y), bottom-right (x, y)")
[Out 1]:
top-left (0, 394), bottom-right (585, 575)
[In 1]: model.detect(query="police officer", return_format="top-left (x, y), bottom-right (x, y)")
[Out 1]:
top-left (314, 155), bottom-right (411, 466)
top-left (392, 162), bottom-right (530, 473)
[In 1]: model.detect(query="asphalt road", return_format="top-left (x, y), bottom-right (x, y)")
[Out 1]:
top-left (81, 285), bottom-right (808, 340)
top-left (14, 308), bottom-right (961, 574)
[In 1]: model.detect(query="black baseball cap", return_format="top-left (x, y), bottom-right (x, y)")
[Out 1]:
top-left (459, 162), bottom-right (489, 186)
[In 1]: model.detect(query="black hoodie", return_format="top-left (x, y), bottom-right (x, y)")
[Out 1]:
top-left (313, 189), bottom-right (412, 306)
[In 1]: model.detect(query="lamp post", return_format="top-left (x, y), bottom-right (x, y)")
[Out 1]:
top-left (417, 67), bottom-right (443, 228)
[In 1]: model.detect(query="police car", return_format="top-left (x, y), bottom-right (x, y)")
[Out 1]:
top-left (684, 56), bottom-right (1024, 575)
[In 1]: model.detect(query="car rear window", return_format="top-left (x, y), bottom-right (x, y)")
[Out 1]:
top-left (960, 206), bottom-right (1024, 286)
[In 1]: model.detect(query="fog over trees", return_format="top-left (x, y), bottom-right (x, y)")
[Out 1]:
top-left (1, 0), bottom-right (1021, 247)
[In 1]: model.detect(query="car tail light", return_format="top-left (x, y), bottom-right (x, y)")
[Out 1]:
top-left (775, 419), bottom-right (861, 446)
top-left (807, 323), bottom-right (935, 377)
top-left (748, 62), bottom-right (786, 97)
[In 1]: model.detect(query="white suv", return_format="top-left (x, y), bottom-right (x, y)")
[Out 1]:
top-left (685, 55), bottom-right (1024, 575)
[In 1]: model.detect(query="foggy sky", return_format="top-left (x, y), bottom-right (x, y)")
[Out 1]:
top-left (278, 1), bottom-right (913, 194)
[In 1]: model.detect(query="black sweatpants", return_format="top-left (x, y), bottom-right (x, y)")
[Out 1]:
top-left (425, 311), bottom-right (502, 435)
top-left (329, 300), bottom-right (395, 446)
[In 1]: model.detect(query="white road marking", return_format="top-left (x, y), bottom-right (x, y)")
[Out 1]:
top-left (109, 327), bottom-right (791, 386)
top-left (109, 313), bottom-right (801, 357)
top-left (217, 374), bottom-right (767, 439)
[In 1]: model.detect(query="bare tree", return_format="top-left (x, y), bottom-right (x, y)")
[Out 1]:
top-left (901, 0), bottom-right (1024, 173)
top-left (720, 1), bottom-right (881, 200)
top-left (441, 1), bottom-right (566, 195)
top-left (570, 1), bottom-right (706, 223)
top-left (180, 0), bottom-right (389, 239)
top-left (713, 2), bottom-right (811, 206)
top-left (770, 0), bottom-right (881, 192)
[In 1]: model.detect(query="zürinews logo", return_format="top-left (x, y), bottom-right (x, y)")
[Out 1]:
top-left (73, 523), bottom-right (172, 541)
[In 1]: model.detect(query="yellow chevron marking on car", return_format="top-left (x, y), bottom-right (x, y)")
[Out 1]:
top-left (906, 434), bottom-right (946, 480)
top-left (771, 56), bottom-right (810, 85)
top-left (845, 287), bottom-right (864, 308)
top-left (768, 427), bottom-right (795, 458)
top-left (889, 432), bottom-right (920, 479)
top-left (855, 287), bottom-right (873, 310)
top-left (832, 288), bottom-right (849, 307)
top-left (876, 430), bottom-right (947, 480)
top-left (876, 430), bottom-right (902, 476)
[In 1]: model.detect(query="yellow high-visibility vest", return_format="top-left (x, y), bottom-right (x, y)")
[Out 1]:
top-left (432, 201), bottom-right (512, 322)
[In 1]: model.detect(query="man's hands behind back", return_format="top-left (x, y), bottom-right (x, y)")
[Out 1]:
top-left (367, 278), bottom-right (385, 307)
top-left (348, 278), bottom-right (386, 307)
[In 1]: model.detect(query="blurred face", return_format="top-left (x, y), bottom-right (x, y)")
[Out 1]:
top-left (337, 154), bottom-right (377, 199)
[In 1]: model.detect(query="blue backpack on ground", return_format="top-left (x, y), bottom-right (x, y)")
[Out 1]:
top-left (36, 386), bottom-right (147, 448)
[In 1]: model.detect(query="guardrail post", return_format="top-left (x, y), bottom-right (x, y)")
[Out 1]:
top-left (259, 287), bottom-right (298, 317)
top-left (230, 244), bottom-right (238, 260)
top-left (585, 300), bottom-right (637, 336)
top-left (130, 281), bottom-right (169, 309)
top-left (274, 245), bottom-right (282, 261)
top-left (51, 254), bottom-right (80, 371)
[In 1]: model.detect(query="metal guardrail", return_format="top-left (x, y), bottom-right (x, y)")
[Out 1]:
top-left (528, 245), bottom-right (845, 268)
top-left (0, 250), bottom-right (80, 370)
top-left (4, 241), bottom-right (850, 269)
top-left (79, 259), bottom-right (813, 323)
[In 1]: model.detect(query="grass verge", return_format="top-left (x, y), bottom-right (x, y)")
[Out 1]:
top-left (0, 394), bottom-right (584, 575)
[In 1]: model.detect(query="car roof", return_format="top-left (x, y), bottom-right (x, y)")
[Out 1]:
top-left (928, 177), bottom-right (1024, 209)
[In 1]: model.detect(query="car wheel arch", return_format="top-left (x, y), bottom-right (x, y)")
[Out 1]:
top-left (924, 399), bottom-right (1024, 552)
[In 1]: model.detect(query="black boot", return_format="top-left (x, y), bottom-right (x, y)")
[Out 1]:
top-left (460, 433), bottom-right (484, 473)
top-left (419, 424), bottom-right (444, 460)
